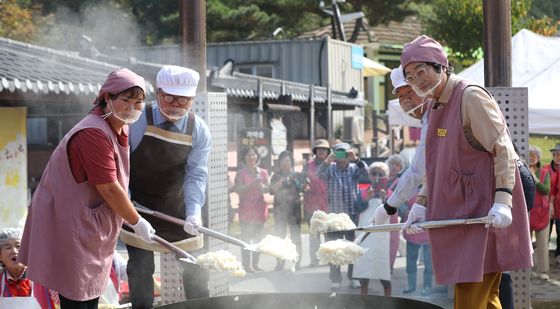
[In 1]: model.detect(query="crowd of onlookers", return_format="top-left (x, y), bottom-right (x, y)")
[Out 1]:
top-left (227, 139), bottom-right (560, 295)
top-left (528, 143), bottom-right (560, 281)
top-left (228, 139), bottom-right (434, 296)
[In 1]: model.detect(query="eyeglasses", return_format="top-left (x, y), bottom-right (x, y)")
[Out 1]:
top-left (370, 172), bottom-right (384, 177)
top-left (404, 65), bottom-right (429, 83)
top-left (159, 89), bottom-right (193, 105)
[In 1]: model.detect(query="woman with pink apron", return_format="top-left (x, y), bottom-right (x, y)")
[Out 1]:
top-left (19, 69), bottom-right (153, 308)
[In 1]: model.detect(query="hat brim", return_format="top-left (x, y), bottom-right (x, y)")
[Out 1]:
top-left (312, 146), bottom-right (331, 155)
top-left (160, 85), bottom-right (197, 97)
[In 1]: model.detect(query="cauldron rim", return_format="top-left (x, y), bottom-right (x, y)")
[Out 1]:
top-left (153, 292), bottom-right (444, 309)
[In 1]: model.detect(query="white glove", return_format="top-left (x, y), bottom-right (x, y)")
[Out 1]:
top-left (402, 203), bottom-right (426, 234)
top-left (183, 215), bottom-right (202, 236)
top-left (372, 205), bottom-right (390, 225)
top-left (130, 217), bottom-right (155, 243)
top-left (487, 203), bottom-right (512, 228)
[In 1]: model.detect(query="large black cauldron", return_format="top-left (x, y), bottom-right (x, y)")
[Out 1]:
top-left (154, 293), bottom-right (443, 309)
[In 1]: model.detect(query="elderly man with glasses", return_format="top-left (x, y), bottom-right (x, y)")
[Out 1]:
top-left (123, 65), bottom-right (212, 308)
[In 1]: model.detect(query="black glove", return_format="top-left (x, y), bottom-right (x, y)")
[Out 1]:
top-left (383, 203), bottom-right (397, 215)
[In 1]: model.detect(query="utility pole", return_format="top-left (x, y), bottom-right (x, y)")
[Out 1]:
top-left (179, 0), bottom-right (207, 92)
top-left (482, 0), bottom-right (511, 87)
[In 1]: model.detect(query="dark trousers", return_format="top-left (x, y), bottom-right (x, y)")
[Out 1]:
top-left (549, 219), bottom-right (560, 257)
top-left (126, 245), bottom-right (209, 309)
top-left (304, 211), bottom-right (321, 265)
top-left (274, 210), bottom-right (302, 267)
top-left (59, 294), bottom-right (99, 309)
top-left (498, 273), bottom-right (514, 309)
top-left (325, 230), bottom-right (355, 283)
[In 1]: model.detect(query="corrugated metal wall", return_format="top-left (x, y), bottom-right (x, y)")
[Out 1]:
top-left (326, 38), bottom-right (364, 93)
top-left (207, 39), bottom-right (325, 86)
top-left (108, 39), bottom-right (363, 95)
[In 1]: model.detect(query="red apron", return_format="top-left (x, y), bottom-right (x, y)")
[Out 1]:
top-left (529, 168), bottom-right (550, 231)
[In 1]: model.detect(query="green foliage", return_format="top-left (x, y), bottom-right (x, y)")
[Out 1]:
top-left (344, 0), bottom-right (427, 27)
top-left (529, 0), bottom-right (560, 20)
top-left (530, 135), bottom-right (560, 164)
top-left (0, 0), bottom-right (51, 42)
top-left (420, 0), bottom-right (559, 67)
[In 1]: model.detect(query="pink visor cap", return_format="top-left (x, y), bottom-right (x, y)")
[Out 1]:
top-left (94, 68), bottom-right (146, 105)
top-left (390, 65), bottom-right (408, 94)
top-left (400, 35), bottom-right (448, 70)
top-left (157, 65), bottom-right (199, 97)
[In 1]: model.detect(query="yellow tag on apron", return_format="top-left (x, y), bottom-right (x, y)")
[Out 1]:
top-left (437, 128), bottom-right (447, 137)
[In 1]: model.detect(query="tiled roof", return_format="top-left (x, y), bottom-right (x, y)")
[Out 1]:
top-left (0, 37), bottom-right (155, 96)
top-left (297, 16), bottom-right (423, 46)
top-left (211, 71), bottom-right (364, 107)
top-left (370, 16), bottom-right (423, 45)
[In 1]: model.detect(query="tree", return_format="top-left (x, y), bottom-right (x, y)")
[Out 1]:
top-left (529, 0), bottom-right (560, 21)
top-left (420, 0), bottom-right (559, 67)
top-left (0, 0), bottom-right (51, 42)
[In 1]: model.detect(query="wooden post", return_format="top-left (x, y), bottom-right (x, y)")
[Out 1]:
top-left (327, 84), bottom-right (332, 141)
top-left (179, 0), bottom-right (207, 92)
top-left (257, 79), bottom-right (264, 128)
top-left (309, 85), bottom-right (316, 146)
top-left (482, 0), bottom-right (512, 87)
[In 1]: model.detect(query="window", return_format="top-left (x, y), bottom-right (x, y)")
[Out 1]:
top-left (236, 64), bottom-right (274, 78)
top-left (27, 118), bottom-right (48, 145)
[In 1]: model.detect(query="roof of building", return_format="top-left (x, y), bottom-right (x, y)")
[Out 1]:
top-left (209, 64), bottom-right (364, 108)
top-left (297, 16), bottom-right (423, 46)
top-left (0, 37), bottom-right (155, 96)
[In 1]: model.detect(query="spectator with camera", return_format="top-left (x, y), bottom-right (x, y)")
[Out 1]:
top-left (318, 142), bottom-right (368, 290)
top-left (270, 150), bottom-right (307, 271)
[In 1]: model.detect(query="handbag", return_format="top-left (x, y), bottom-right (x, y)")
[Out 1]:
top-left (516, 158), bottom-right (535, 212)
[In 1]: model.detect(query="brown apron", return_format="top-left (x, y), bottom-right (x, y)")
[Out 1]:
top-left (126, 104), bottom-right (196, 243)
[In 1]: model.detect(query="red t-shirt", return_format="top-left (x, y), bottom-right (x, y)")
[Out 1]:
top-left (67, 106), bottom-right (128, 185)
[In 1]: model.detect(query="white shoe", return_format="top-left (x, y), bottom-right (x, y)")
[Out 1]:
top-left (330, 282), bottom-right (341, 290)
top-left (350, 279), bottom-right (361, 288)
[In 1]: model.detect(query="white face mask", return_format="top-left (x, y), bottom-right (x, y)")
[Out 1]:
top-left (404, 97), bottom-right (430, 118)
top-left (102, 100), bottom-right (143, 124)
top-left (158, 103), bottom-right (188, 121)
top-left (411, 70), bottom-right (443, 98)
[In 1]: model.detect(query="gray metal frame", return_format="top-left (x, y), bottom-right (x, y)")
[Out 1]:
top-left (489, 87), bottom-right (530, 309)
top-left (159, 92), bottom-right (230, 305)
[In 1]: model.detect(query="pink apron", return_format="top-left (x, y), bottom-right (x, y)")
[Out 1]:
top-left (19, 114), bottom-right (128, 301)
top-left (425, 79), bottom-right (532, 284)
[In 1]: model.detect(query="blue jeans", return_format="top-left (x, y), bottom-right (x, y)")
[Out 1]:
top-left (406, 242), bottom-right (433, 289)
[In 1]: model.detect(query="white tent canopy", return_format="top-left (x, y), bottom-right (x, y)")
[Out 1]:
top-left (388, 29), bottom-right (560, 135)
top-left (459, 29), bottom-right (560, 135)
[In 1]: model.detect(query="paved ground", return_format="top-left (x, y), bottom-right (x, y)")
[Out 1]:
top-left (120, 233), bottom-right (560, 308)
top-left (226, 234), bottom-right (560, 309)
top-left (228, 234), bottom-right (454, 309)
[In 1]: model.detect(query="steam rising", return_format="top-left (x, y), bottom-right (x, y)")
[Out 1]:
top-left (36, 2), bottom-right (142, 52)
